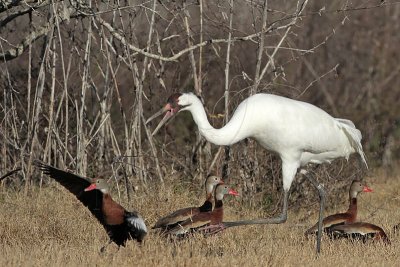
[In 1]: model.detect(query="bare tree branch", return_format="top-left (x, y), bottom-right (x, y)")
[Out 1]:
top-left (252, 0), bottom-right (268, 95)
top-left (258, 0), bottom-right (310, 83)
top-left (0, 24), bottom-right (49, 61)
top-left (93, 10), bottom-right (293, 62)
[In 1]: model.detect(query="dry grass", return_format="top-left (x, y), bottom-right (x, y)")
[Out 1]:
top-left (1, 168), bottom-right (400, 267)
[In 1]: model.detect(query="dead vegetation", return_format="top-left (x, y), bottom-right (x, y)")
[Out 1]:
top-left (0, 167), bottom-right (399, 266)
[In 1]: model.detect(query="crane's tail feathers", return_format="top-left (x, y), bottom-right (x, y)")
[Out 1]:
top-left (336, 118), bottom-right (356, 129)
top-left (336, 119), bottom-right (368, 169)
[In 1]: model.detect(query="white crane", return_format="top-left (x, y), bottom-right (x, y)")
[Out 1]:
top-left (146, 92), bottom-right (368, 253)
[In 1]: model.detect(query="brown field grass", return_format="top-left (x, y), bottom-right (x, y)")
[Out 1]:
top-left (1, 168), bottom-right (400, 267)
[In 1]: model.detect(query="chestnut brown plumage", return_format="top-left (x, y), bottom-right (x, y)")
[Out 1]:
top-left (330, 222), bottom-right (390, 244)
top-left (34, 160), bottom-right (147, 250)
top-left (165, 183), bottom-right (239, 236)
top-left (153, 176), bottom-right (223, 230)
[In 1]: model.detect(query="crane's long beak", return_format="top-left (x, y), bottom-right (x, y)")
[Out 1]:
top-left (145, 104), bottom-right (176, 136)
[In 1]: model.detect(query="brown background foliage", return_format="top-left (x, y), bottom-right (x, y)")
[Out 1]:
top-left (1, 0), bottom-right (399, 210)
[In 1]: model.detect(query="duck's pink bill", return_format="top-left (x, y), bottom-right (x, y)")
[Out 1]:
top-left (363, 186), bottom-right (373, 193)
top-left (229, 189), bottom-right (239, 196)
top-left (84, 183), bottom-right (97, 192)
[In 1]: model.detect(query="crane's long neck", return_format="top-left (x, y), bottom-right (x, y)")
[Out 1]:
top-left (186, 97), bottom-right (245, 146)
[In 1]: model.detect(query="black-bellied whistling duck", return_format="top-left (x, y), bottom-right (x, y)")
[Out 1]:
top-left (153, 175), bottom-right (223, 230)
top-left (305, 180), bottom-right (372, 236)
top-left (34, 161), bottom-right (147, 251)
top-left (165, 183), bottom-right (239, 236)
top-left (330, 222), bottom-right (390, 244)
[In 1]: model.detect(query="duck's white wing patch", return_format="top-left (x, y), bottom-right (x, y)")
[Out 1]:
top-left (127, 215), bottom-right (148, 233)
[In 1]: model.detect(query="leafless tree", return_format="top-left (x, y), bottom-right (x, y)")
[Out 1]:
top-left (1, 0), bottom-right (399, 207)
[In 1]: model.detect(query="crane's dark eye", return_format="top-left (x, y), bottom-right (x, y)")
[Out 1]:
top-left (167, 93), bottom-right (182, 105)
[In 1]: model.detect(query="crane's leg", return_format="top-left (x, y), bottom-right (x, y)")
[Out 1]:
top-left (201, 190), bottom-right (289, 235)
top-left (202, 161), bottom-right (297, 235)
top-left (300, 169), bottom-right (326, 254)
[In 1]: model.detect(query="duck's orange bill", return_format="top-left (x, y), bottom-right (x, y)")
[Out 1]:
top-left (229, 189), bottom-right (239, 196)
top-left (84, 183), bottom-right (97, 192)
top-left (363, 186), bottom-right (373, 192)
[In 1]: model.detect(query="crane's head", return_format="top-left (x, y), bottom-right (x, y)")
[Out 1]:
top-left (146, 92), bottom-right (194, 135)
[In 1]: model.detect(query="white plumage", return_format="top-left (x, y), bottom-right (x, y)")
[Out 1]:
top-left (126, 214), bottom-right (148, 234)
top-left (146, 92), bottom-right (368, 252)
top-left (171, 93), bottom-right (367, 190)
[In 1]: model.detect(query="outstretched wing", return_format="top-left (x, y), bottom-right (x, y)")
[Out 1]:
top-left (0, 167), bottom-right (22, 182)
top-left (34, 160), bottom-right (92, 195)
top-left (33, 160), bottom-right (105, 224)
